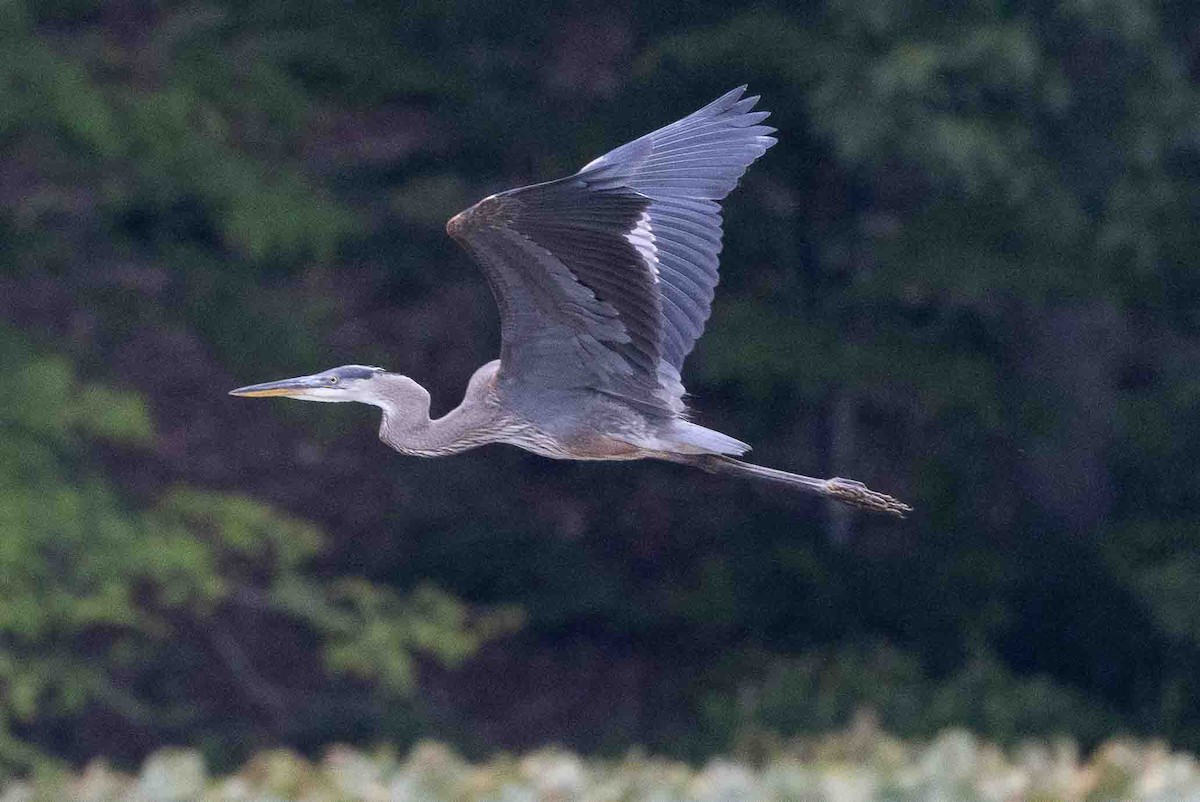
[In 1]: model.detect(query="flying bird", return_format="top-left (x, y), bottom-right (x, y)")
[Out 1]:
top-left (231, 88), bottom-right (910, 516)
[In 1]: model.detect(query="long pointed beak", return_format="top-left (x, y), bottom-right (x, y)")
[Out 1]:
top-left (229, 375), bottom-right (321, 398)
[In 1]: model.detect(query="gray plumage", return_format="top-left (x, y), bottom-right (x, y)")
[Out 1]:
top-left (231, 88), bottom-right (910, 516)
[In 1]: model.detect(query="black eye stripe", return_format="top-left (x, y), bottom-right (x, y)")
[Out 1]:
top-left (334, 366), bottom-right (383, 380)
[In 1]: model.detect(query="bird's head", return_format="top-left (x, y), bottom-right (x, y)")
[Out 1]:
top-left (229, 365), bottom-right (389, 404)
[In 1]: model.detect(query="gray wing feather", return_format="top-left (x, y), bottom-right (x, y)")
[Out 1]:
top-left (583, 87), bottom-right (776, 369)
top-left (447, 87), bottom-right (775, 415)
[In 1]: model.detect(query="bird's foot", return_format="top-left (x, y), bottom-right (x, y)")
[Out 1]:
top-left (824, 477), bottom-right (912, 517)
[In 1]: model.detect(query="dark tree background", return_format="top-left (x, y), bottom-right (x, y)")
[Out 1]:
top-left (2, 0), bottom-right (1200, 775)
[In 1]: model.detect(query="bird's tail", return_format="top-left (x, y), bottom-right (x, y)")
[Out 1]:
top-left (690, 455), bottom-right (911, 517)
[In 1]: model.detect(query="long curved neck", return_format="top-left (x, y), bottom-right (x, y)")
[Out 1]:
top-left (375, 372), bottom-right (502, 457)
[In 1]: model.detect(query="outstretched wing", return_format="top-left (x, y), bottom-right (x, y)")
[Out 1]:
top-left (447, 86), bottom-right (776, 415)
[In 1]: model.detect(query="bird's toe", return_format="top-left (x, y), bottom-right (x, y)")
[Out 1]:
top-left (825, 477), bottom-right (912, 517)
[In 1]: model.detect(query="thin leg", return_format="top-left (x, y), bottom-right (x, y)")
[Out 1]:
top-left (685, 455), bottom-right (912, 517)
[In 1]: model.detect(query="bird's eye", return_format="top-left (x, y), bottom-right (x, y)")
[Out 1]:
top-left (328, 376), bottom-right (338, 384)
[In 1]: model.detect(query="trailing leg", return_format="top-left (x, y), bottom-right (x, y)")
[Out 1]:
top-left (685, 455), bottom-right (911, 517)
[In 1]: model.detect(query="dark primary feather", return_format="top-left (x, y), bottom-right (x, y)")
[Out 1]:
top-left (447, 86), bottom-right (776, 415)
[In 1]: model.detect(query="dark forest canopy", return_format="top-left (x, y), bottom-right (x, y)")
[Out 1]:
top-left (2, 0), bottom-right (1200, 774)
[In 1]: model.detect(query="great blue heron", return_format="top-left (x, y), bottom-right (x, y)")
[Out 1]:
top-left (231, 87), bottom-right (910, 516)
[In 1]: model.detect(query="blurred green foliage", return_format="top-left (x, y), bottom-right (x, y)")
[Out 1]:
top-left (0, 330), bottom-right (515, 774)
top-left (2, 0), bottom-right (1200, 774)
top-left (697, 644), bottom-right (1119, 753)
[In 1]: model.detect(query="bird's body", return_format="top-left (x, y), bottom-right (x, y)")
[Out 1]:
top-left (373, 359), bottom-right (741, 462)
top-left (232, 88), bottom-right (910, 516)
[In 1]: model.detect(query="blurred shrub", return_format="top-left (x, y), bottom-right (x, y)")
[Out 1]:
top-left (0, 328), bottom-right (518, 777)
top-left (698, 643), bottom-right (1119, 751)
top-left (8, 728), bottom-right (1200, 802)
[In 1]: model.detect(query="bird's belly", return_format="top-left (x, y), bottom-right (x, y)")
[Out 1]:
top-left (521, 440), bottom-right (647, 461)
top-left (503, 421), bottom-right (648, 461)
